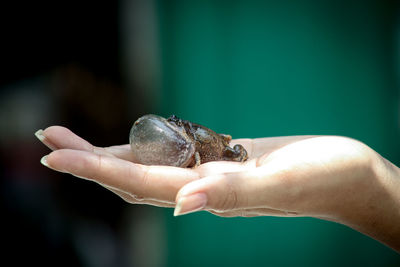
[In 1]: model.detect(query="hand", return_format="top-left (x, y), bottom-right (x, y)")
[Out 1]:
top-left (36, 126), bottom-right (400, 252)
top-left (33, 126), bottom-right (373, 217)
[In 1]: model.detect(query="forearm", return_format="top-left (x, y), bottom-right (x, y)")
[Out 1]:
top-left (337, 152), bottom-right (400, 252)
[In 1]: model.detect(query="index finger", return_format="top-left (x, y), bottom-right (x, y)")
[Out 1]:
top-left (45, 149), bottom-right (200, 203)
top-left (38, 126), bottom-right (138, 162)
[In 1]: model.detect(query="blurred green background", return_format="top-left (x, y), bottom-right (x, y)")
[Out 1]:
top-left (157, 0), bottom-right (400, 266)
top-left (1, 0), bottom-right (399, 266)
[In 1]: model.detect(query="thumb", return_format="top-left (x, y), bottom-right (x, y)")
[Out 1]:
top-left (174, 170), bottom-right (267, 216)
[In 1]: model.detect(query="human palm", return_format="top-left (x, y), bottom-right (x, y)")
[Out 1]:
top-left (38, 126), bottom-right (372, 218)
top-left (37, 126), bottom-right (400, 252)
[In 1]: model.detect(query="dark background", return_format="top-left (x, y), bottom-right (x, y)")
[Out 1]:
top-left (1, 0), bottom-right (400, 266)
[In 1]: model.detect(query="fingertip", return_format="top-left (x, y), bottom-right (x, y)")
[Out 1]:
top-left (40, 155), bottom-right (49, 167)
top-left (175, 179), bottom-right (200, 201)
top-left (176, 170), bottom-right (257, 213)
top-left (45, 150), bottom-right (58, 165)
top-left (43, 150), bottom-right (73, 173)
top-left (41, 125), bottom-right (93, 151)
top-left (43, 125), bottom-right (70, 133)
top-left (35, 129), bottom-right (45, 141)
top-left (35, 127), bottom-right (59, 150)
top-left (40, 151), bottom-right (66, 173)
top-left (42, 126), bottom-right (71, 143)
top-left (174, 174), bottom-right (230, 215)
top-left (174, 192), bottom-right (208, 216)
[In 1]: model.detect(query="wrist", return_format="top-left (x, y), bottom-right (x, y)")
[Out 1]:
top-left (334, 147), bottom-right (400, 252)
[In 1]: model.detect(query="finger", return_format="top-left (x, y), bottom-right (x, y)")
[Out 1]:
top-left (45, 149), bottom-right (200, 203)
top-left (38, 126), bottom-right (138, 162)
top-left (174, 166), bottom-right (294, 216)
top-left (38, 126), bottom-right (94, 151)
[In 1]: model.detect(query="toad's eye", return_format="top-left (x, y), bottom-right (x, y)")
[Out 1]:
top-left (129, 114), bottom-right (195, 167)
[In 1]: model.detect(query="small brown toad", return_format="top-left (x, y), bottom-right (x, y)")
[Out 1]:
top-left (129, 114), bottom-right (248, 167)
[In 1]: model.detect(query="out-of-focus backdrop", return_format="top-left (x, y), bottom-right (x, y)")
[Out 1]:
top-left (1, 0), bottom-right (400, 266)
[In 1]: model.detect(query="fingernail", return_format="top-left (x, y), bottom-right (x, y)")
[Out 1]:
top-left (35, 129), bottom-right (45, 142)
top-left (35, 129), bottom-right (57, 150)
top-left (40, 155), bottom-right (49, 167)
top-left (174, 193), bottom-right (207, 216)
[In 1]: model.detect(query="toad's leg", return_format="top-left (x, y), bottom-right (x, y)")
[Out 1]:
top-left (219, 134), bottom-right (232, 144)
top-left (195, 151), bottom-right (201, 166)
top-left (223, 145), bottom-right (248, 162)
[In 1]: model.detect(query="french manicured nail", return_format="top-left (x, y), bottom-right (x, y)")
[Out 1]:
top-left (35, 129), bottom-right (45, 142)
top-left (174, 193), bottom-right (207, 216)
top-left (40, 155), bottom-right (49, 167)
top-left (35, 129), bottom-right (57, 150)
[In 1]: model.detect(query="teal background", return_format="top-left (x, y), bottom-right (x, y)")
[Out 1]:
top-left (156, 0), bottom-right (400, 266)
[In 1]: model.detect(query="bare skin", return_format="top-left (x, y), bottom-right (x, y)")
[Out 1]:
top-left (36, 126), bottom-right (400, 252)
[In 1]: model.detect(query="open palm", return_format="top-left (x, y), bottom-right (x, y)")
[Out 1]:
top-left (37, 126), bottom-right (400, 252)
top-left (38, 126), bottom-right (375, 219)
